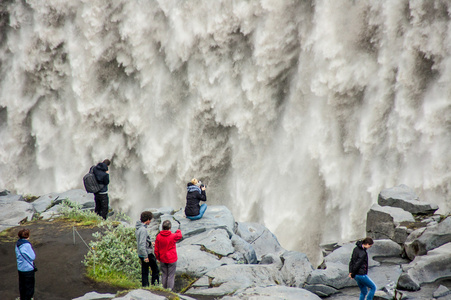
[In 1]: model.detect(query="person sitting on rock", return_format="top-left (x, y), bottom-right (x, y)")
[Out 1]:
top-left (349, 237), bottom-right (376, 300)
top-left (184, 178), bottom-right (207, 220)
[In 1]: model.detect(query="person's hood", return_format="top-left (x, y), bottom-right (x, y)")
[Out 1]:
top-left (135, 220), bottom-right (147, 230)
top-left (16, 239), bottom-right (30, 248)
top-left (187, 184), bottom-right (201, 193)
top-left (355, 240), bottom-right (364, 249)
top-left (96, 162), bottom-right (109, 172)
top-left (187, 182), bottom-right (194, 187)
top-left (159, 230), bottom-right (173, 237)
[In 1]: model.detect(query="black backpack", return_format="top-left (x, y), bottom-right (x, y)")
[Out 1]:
top-left (83, 166), bottom-right (103, 193)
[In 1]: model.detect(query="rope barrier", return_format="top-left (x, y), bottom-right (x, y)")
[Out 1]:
top-left (73, 225), bottom-right (96, 274)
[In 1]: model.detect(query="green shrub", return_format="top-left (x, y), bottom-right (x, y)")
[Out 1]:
top-left (83, 224), bottom-right (141, 288)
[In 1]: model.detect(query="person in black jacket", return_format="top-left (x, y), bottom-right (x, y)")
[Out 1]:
top-left (93, 159), bottom-right (110, 219)
top-left (184, 178), bottom-right (207, 220)
top-left (348, 237), bottom-right (376, 300)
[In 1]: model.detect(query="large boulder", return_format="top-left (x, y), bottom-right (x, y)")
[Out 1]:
top-left (112, 289), bottom-right (166, 299)
top-left (366, 204), bottom-right (415, 243)
top-left (72, 291), bottom-right (115, 300)
top-left (185, 264), bottom-right (284, 297)
top-left (222, 285), bottom-right (322, 300)
top-left (176, 244), bottom-right (235, 278)
top-left (230, 234), bottom-right (258, 264)
top-left (279, 251), bottom-right (314, 287)
top-left (179, 228), bottom-right (234, 257)
top-left (173, 205), bottom-right (235, 238)
top-left (235, 222), bottom-right (285, 261)
top-left (404, 216), bottom-right (451, 260)
top-left (378, 185), bottom-right (438, 215)
top-left (397, 242), bottom-right (451, 291)
top-left (0, 192), bottom-right (35, 232)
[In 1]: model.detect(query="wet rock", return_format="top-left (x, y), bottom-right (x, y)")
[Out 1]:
top-left (404, 217), bottom-right (451, 260)
top-left (397, 243), bottom-right (451, 291)
top-left (366, 204), bottom-right (415, 243)
top-left (280, 250), bottom-right (314, 287)
top-left (235, 222), bottom-right (285, 261)
top-left (378, 185), bottom-right (438, 215)
top-left (185, 264), bottom-right (284, 297)
top-left (223, 285), bottom-right (322, 300)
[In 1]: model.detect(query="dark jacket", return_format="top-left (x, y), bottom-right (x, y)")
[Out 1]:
top-left (349, 241), bottom-right (369, 278)
top-left (93, 162), bottom-right (109, 193)
top-left (184, 182), bottom-right (207, 216)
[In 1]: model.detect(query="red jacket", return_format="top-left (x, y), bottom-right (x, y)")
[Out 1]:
top-left (154, 229), bottom-right (182, 264)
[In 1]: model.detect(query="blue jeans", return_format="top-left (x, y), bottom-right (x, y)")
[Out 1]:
top-left (354, 275), bottom-right (376, 300)
top-left (186, 204), bottom-right (207, 220)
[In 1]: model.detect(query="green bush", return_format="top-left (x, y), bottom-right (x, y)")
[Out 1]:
top-left (59, 199), bottom-right (103, 225)
top-left (83, 224), bottom-right (141, 288)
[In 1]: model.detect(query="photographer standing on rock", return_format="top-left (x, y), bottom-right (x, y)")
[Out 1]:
top-left (93, 159), bottom-right (110, 220)
top-left (136, 211), bottom-right (159, 287)
top-left (184, 178), bottom-right (207, 220)
top-left (15, 228), bottom-right (36, 300)
top-left (349, 237), bottom-right (376, 300)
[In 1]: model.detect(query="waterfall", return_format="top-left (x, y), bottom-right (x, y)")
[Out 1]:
top-left (1, 0), bottom-right (451, 265)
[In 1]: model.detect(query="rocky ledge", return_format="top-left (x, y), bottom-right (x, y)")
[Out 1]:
top-left (1, 184), bottom-right (450, 300)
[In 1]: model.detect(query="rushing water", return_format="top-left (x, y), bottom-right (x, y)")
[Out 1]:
top-left (1, 0), bottom-right (451, 264)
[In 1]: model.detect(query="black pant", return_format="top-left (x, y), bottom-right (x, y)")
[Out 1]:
top-left (140, 254), bottom-right (159, 287)
top-left (18, 270), bottom-right (35, 300)
top-left (94, 193), bottom-right (109, 220)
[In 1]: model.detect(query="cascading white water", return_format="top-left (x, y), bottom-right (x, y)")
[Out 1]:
top-left (1, 0), bottom-right (451, 265)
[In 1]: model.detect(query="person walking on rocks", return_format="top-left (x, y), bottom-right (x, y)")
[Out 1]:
top-left (184, 178), bottom-right (207, 220)
top-left (93, 159), bottom-right (110, 219)
top-left (135, 211), bottom-right (159, 287)
top-left (349, 237), bottom-right (376, 300)
top-left (15, 228), bottom-right (36, 300)
top-left (154, 220), bottom-right (182, 290)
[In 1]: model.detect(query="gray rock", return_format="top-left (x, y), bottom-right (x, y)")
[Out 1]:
top-left (397, 242), bottom-right (451, 291)
top-left (404, 217), bottom-right (451, 260)
top-left (230, 234), bottom-right (257, 264)
top-left (236, 222), bottom-right (285, 261)
top-left (0, 200), bottom-right (35, 232)
top-left (185, 264), bottom-right (284, 297)
top-left (366, 204), bottom-right (415, 243)
top-left (378, 185), bottom-right (438, 214)
top-left (280, 251), bottom-right (314, 287)
top-left (72, 291), bottom-right (115, 300)
top-left (176, 244), bottom-right (234, 277)
top-left (179, 228), bottom-right (234, 257)
top-left (305, 262), bottom-right (356, 290)
top-left (36, 189), bottom-right (95, 211)
top-left (259, 253), bottom-right (283, 268)
top-left (433, 285), bottom-right (451, 298)
top-left (0, 192), bottom-right (24, 204)
top-left (223, 285), bottom-right (322, 300)
top-left (112, 289), bottom-right (166, 299)
top-left (173, 205), bottom-right (235, 238)
top-left (303, 284), bottom-right (339, 297)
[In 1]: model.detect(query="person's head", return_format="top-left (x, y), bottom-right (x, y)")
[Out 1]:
top-left (103, 159), bottom-right (111, 166)
top-left (18, 229), bottom-right (30, 239)
top-left (362, 237), bottom-right (374, 249)
top-left (140, 211), bottom-right (153, 224)
top-left (191, 178), bottom-right (198, 185)
top-left (162, 220), bottom-right (172, 231)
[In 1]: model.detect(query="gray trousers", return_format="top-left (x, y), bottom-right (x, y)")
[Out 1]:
top-left (160, 262), bottom-right (177, 290)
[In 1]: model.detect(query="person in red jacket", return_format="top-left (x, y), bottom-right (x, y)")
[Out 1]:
top-left (154, 220), bottom-right (183, 290)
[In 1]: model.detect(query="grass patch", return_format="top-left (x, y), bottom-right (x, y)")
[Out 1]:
top-left (23, 194), bottom-right (39, 202)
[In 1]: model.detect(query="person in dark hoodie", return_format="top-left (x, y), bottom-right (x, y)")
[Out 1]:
top-left (15, 228), bottom-right (36, 300)
top-left (154, 220), bottom-right (182, 290)
top-left (184, 178), bottom-right (207, 220)
top-left (135, 211), bottom-right (159, 287)
top-left (93, 159), bottom-right (110, 219)
top-left (349, 237), bottom-right (376, 300)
